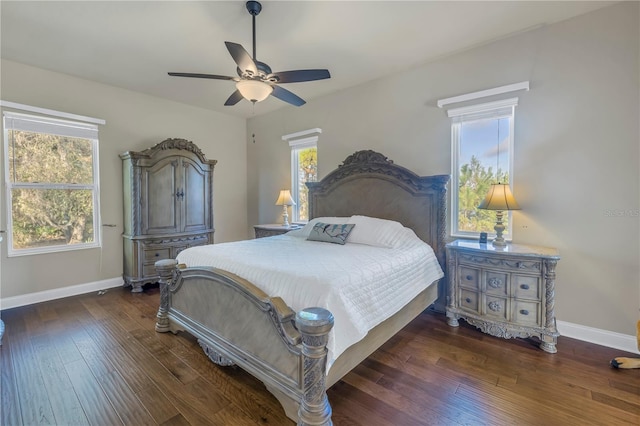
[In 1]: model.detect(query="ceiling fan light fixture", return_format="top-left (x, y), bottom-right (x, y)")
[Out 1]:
top-left (236, 79), bottom-right (273, 103)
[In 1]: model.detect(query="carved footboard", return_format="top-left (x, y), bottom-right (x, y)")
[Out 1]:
top-left (155, 259), bottom-right (334, 425)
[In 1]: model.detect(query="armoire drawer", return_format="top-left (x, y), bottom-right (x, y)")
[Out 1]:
top-left (143, 247), bottom-right (171, 261)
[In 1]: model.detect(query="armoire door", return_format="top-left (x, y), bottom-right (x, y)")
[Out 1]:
top-left (141, 158), bottom-right (181, 235)
top-left (181, 158), bottom-right (210, 233)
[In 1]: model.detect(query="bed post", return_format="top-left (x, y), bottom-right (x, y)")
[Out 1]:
top-left (155, 259), bottom-right (178, 333)
top-left (295, 308), bottom-right (334, 426)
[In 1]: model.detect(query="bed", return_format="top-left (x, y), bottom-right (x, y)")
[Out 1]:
top-left (154, 150), bottom-right (449, 425)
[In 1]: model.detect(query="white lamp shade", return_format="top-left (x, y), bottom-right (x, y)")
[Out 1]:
top-left (275, 189), bottom-right (296, 206)
top-left (236, 80), bottom-right (273, 103)
top-left (478, 183), bottom-right (521, 211)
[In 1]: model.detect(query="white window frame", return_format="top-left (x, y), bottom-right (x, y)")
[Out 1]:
top-left (449, 98), bottom-right (518, 240)
top-left (282, 128), bottom-right (321, 224)
top-left (3, 110), bottom-right (102, 256)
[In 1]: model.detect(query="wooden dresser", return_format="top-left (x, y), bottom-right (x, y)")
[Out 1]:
top-left (120, 138), bottom-right (216, 292)
top-left (446, 239), bottom-right (560, 353)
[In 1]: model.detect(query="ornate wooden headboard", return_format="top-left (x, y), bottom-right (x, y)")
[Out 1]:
top-left (307, 150), bottom-right (449, 287)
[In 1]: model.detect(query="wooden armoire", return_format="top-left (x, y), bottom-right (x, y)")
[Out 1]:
top-left (120, 138), bottom-right (216, 292)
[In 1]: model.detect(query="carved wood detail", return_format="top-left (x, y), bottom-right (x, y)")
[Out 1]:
top-left (465, 317), bottom-right (538, 339)
top-left (198, 339), bottom-right (236, 367)
top-left (296, 308), bottom-right (334, 426)
top-left (143, 235), bottom-right (208, 245)
top-left (313, 149), bottom-right (449, 193)
top-left (458, 253), bottom-right (541, 271)
top-left (120, 138), bottom-right (217, 167)
top-left (154, 259), bottom-right (176, 333)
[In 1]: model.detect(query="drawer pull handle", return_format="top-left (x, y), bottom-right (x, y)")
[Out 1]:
top-left (155, 253), bottom-right (160, 257)
top-left (488, 301), bottom-right (502, 312)
top-left (520, 309), bottom-right (529, 315)
top-left (520, 284), bottom-right (530, 290)
top-left (466, 275), bottom-right (474, 281)
top-left (488, 278), bottom-right (503, 288)
top-left (465, 298), bottom-right (472, 303)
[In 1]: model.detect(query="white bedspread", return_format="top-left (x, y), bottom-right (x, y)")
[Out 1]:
top-left (176, 228), bottom-right (443, 368)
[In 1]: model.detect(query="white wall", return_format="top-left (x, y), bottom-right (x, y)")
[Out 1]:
top-left (247, 3), bottom-right (639, 336)
top-left (0, 59), bottom-right (248, 299)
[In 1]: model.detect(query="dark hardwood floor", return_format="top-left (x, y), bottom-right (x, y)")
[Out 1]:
top-left (1, 285), bottom-right (638, 425)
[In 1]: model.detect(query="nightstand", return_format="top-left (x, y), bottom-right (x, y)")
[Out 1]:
top-left (446, 239), bottom-right (561, 353)
top-left (254, 224), bottom-right (301, 238)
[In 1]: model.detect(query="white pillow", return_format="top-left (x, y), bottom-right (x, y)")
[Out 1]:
top-left (346, 215), bottom-right (406, 248)
top-left (294, 217), bottom-right (351, 238)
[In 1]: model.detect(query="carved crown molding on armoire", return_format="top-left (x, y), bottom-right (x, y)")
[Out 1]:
top-left (120, 138), bottom-right (216, 292)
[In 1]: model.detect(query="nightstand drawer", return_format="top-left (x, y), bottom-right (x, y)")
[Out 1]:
top-left (459, 267), bottom-right (480, 290)
top-left (485, 271), bottom-right (508, 296)
top-left (459, 289), bottom-right (480, 314)
top-left (513, 275), bottom-right (541, 300)
top-left (513, 301), bottom-right (541, 326)
top-left (484, 296), bottom-right (508, 321)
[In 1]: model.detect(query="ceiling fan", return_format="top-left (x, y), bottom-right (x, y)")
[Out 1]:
top-left (168, 1), bottom-right (331, 107)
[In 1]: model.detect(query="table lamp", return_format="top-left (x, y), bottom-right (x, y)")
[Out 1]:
top-left (275, 190), bottom-right (296, 227)
top-left (478, 183), bottom-right (520, 247)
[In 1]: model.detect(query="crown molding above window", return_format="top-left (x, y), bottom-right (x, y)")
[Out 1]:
top-left (0, 100), bottom-right (106, 125)
top-left (437, 81), bottom-right (529, 109)
top-left (283, 128), bottom-right (322, 149)
top-left (282, 128), bottom-right (322, 143)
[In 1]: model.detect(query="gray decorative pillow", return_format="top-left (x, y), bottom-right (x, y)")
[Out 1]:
top-left (307, 222), bottom-right (355, 245)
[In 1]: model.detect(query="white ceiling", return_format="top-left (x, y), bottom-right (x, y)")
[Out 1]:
top-left (1, 1), bottom-right (615, 119)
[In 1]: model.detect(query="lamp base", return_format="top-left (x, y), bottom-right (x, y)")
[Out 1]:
top-left (492, 238), bottom-right (507, 247)
top-left (282, 205), bottom-right (290, 227)
top-left (493, 210), bottom-right (507, 247)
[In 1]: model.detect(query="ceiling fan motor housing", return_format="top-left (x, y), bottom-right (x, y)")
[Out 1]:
top-left (236, 61), bottom-right (274, 81)
top-left (246, 1), bottom-right (262, 16)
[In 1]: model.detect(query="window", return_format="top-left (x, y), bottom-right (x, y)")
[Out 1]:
top-left (3, 111), bottom-right (101, 256)
top-left (449, 98), bottom-right (517, 239)
top-left (283, 128), bottom-right (320, 223)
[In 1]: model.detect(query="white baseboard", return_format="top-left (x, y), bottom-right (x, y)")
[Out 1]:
top-left (557, 320), bottom-right (639, 355)
top-left (0, 277), bottom-right (124, 310)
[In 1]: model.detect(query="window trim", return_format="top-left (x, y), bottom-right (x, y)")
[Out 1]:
top-left (283, 128), bottom-right (321, 224)
top-left (449, 98), bottom-right (518, 240)
top-left (3, 110), bottom-right (102, 256)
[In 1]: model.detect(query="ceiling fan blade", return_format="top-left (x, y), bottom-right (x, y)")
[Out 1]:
top-left (168, 72), bottom-right (236, 80)
top-left (271, 85), bottom-right (305, 107)
top-left (268, 69), bottom-right (331, 84)
top-left (224, 90), bottom-right (244, 106)
top-left (225, 42), bottom-right (258, 75)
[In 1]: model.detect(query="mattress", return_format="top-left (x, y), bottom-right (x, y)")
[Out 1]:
top-left (176, 227), bottom-right (443, 368)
